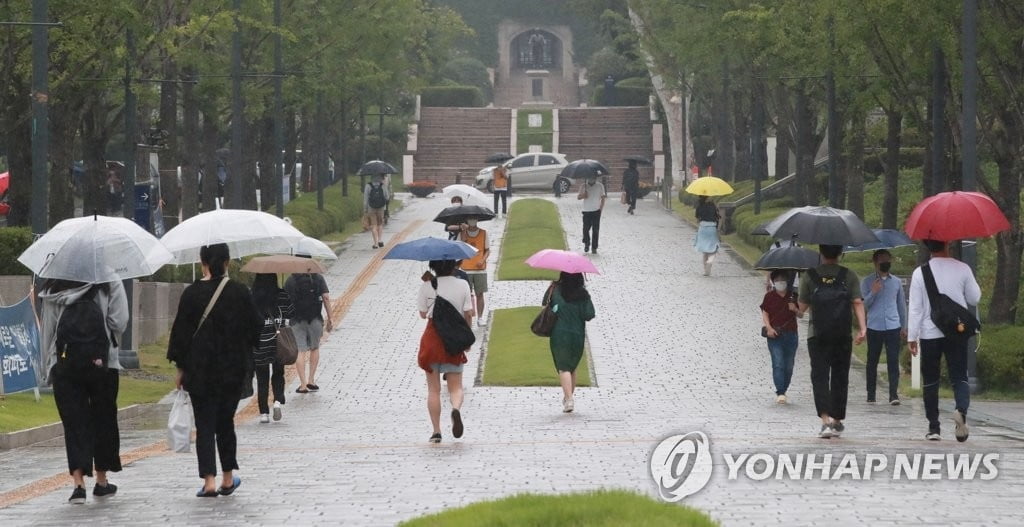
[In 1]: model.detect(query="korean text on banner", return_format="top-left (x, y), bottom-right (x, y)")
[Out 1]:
top-left (0, 296), bottom-right (40, 395)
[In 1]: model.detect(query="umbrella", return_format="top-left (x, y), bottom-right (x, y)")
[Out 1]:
top-left (904, 191), bottom-right (1010, 241)
top-left (383, 237), bottom-right (477, 262)
top-left (433, 205), bottom-right (495, 225)
top-left (685, 176), bottom-right (734, 196)
top-left (18, 215), bottom-right (173, 283)
top-left (762, 206), bottom-right (879, 246)
top-left (845, 229), bottom-right (915, 252)
top-left (293, 236), bottom-right (338, 260)
top-left (525, 249), bottom-right (600, 275)
top-left (442, 184), bottom-right (489, 206)
top-left (559, 159), bottom-right (610, 179)
top-left (486, 153), bottom-right (514, 163)
top-left (356, 160), bottom-right (398, 176)
top-left (754, 244), bottom-right (821, 271)
top-left (0, 171), bottom-right (8, 195)
top-left (241, 255), bottom-right (326, 274)
top-left (623, 155), bottom-right (652, 165)
top-left (160, 209), bottom-right (306, 264)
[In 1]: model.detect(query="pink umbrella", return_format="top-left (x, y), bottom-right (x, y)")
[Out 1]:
top-left (525, 249), bottom-right (600, 274)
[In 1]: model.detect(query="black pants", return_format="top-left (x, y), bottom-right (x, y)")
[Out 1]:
top-left (582, 210), bottom-right (602, 250)
top-left (625, 189), bottom-right (637, 212)
top-left (493, 190), bottom-right (508, 214)
top-left (921, 336), bottom-right (971, 433)
top-left (866, 328), bottom-right (902, 401)
top-left (191, 393), bottom-right (240, 478)
top-left (52, 368), bottom-right (122, 477)
top-left (807, 336), bottom-right (852, 420)
top-left (255, 361), bottom-right (286, 414)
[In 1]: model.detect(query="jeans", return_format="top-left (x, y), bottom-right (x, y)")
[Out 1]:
top-left (493, 190), bottom-right (508, 214)
top-left (582, 210), bottom-right (602, 250)
top-left (767, 331), bottom-right (798, 395)
top-left (866, 328), bottom-right (902, 401)
top-left (52, 368), bottom-right (122, 477)
top-left (191, 393), bottom-right (240, 478)
top-left (921, 337), bottom-right (970, 433)
top-left (625, 189), bottom-right (637, 212)
top-left (807, 336), bottom-right (852, 420)
top-left (255, 361), bottom-right (286, 415)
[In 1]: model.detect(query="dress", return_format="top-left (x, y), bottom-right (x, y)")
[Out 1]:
top-left (547, 287), bottom-right (596, 372)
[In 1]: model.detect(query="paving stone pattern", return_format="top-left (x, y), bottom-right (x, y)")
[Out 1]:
top-left (0, 193), bottom-right (1022, 526)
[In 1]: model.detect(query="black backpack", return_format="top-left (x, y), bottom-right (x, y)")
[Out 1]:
top-left (55, 285), bottom-right (110, 375)
top-left (368, 183), bottom-right (387, 209)
top-left (291, 274), bottom-right (322, 322)
top-left (430, 278), bottom-right (475, 355)
top-left (807, 267), bottom-right (852, 339)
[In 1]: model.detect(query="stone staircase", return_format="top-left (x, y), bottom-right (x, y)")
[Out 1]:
top-left (412, 107), bottom-right (512, 186)
top-left (558, 107), bottom-right (654, 191)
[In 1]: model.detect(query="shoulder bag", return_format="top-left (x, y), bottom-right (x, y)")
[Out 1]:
top-left (274, 314), bottom-right (299, 365)
top-left (921, 264), bottom-right (980, 338)
top-left (531, 283), bottom-right (559, 337)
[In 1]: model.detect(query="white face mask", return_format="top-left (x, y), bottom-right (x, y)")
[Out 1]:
top-left (467, 219), bottom-right (478, 228)
top-left (773, 281), bottom-right (788, 292)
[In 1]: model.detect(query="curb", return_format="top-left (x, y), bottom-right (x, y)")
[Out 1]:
top-left (0, 404), bottom-right (153, 450)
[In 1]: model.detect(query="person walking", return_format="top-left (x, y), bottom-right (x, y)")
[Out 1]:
top-left (364, 174), bottom-right (390, 249)
top-left (760, 270), bottom-right (800, 404)
top-left (39, 279), bottom-right (129, 504)
top-left (797, 244), bottom-right (867, 439)
top-left (459, 218), bottom-right (489, 325)
top-left (445, 196), bottom-right (464, 240)
top-left (251, 273), bottom-right (293, 423)
top-left (908, 239), bottom-right (982, 442)
top-left (545, 272), bottom-right (596, 413)
top-left (417, 259), bottom-right (474, 443)
top-left (167, 243), bottom-right (263, 497)
top-left (861, 249), bottom-right (907, 405)
top-left (694, 196), bottom-right (720, 276)
top-left (578, 177), bottom-right (605, 254)
top-left (284, 267), bottom-right (333, 393)
top-left (492, 164), bottom-right (510, 216)
top-left (622, 160), bottom-right (639, 215)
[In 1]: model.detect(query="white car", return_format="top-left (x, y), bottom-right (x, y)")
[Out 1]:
top-left (475, 152), bottom-right (571, 194)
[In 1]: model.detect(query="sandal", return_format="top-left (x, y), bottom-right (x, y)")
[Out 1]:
top-left (196, 488), bottom-right (218, 498)
top-left (295, 387), bottom-right (309, 394)
top-left (218, 476), bottom-right (241, 496)
top-left (428, 433), bottom-right (441, 444)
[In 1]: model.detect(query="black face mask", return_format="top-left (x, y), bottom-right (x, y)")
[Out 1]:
top-left (879, 262), bottom-right (892, 273)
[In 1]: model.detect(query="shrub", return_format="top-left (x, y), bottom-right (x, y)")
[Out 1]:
top-left (978, 325), bottom-right (1024, 391)
top-left (0, 227), bottom-right (33, 275)
top-left (439, 57), bottom-right (493, 103)
top-left (421, 85), bottom-right (485, 108)
top-left (586, 46), bottom-right (645, 86)
top-left (616, 76), bottom-right (652, 88)
top-left (591, 85), bottom-right (650, 107)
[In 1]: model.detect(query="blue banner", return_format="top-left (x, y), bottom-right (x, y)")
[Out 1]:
top-left (0, 295), bottom-right (40, 395)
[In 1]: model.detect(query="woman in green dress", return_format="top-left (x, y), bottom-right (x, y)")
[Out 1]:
top-left (545, 272), bottom-right (596, 413)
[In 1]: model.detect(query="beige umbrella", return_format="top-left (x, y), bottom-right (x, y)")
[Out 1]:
top-left (241, 255), bottom-right (326, 274)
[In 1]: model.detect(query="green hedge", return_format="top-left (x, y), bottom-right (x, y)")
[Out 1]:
top-left (0, 227), bottom-right (33, 275)
top-left (978, 325), bottom-right (1024, 391)
top-left (616, 76), bottom-right (652, 88)
top-left (591, 85), bottom-right (650, 107)
top-left (421, 85), bottom-right (485, 108)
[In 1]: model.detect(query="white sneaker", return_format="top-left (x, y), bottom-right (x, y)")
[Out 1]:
top-left (776, 394), bottom-right (787, 404)
top-left (818, 425), bottom-right (834, 438)
top-left (562, 398), bottom-right (574, 413)
top-left (272, 401), bottom-right (282, 421)
top-left (477, 314), bottom-right (487, 326)
top-left (259, 414), bottom-right (270, 424)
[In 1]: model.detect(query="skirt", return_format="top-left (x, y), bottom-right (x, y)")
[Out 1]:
top-left (694, 221), bottom-right (720, 254)
top-left (418, 319), bottom-right (467, 374)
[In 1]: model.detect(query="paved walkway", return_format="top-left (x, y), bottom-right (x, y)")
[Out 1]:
top-left (1, 193), bottom-right (1022, 526)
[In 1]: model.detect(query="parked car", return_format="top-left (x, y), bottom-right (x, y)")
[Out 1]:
top-left (475, 152), bottom-right (571, 194)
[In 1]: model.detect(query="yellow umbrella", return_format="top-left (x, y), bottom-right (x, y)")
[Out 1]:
top-left (685, 176), bottom-right (734, 196)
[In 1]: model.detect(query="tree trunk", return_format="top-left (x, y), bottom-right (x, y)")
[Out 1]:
top-left (846, 109), bottom-right (866, 219)
top-left (158, 59), bottom-right (179, 172)
top-left (339, 101), bottom-right (348, 196)
top-left (711, 62), bottom-right (734, 180)
top-left (793, 84), bottom-right (814, 206)
top-left (48, 102), bottom-right (79, 222)
top-left (882, 109), bottom-right (901, 228)
top-left (922, 98), bottom-right (933, 197)
top-left (732, 89), bottom-right (750, 182)
top-left (80, 103), bottom-right (111, 218)
top-left (285, 110), bottom-right (298, 199)
top-left (775, 128), bottom-right (790, 180)
top-left (2, 55), bottom-right (32, 227)
top-left (200, 111), bottom-right (219, 212)
top-left (987, 111), bottom-right (1023, 324)
top-left (181, 68), bottom-right (199, 219)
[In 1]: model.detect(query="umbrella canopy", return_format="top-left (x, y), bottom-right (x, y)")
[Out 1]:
top-left (241, 255), bottom-right (326, 274)
top-left (762, 206), bottom-right (879, 246)
top-left (161, 209), bottom-right (307, 264)
top-left (486, 152), bottom-right (514, 163)
top-left (442, 184), bottom-right (489, 206)
top-left (525, 249), bottom-right (600, 274)
top-left (18, 215), bottom-right (173, 283)
top-left (845, 229), bottom-right (915, 252)
top-left (904, 191), bottom-right (1010, 241)
top-left (754, 245), bottom-right (821, 271)
top-left (433, 205), bottom-right (495, 225)
top-left (685, 176), bottom-right (734, 196)
top-left (559, 159), bottom-right (610, 180)
top-left (0, 171), bottom-right (8, 195)
top-left (293, 236), bottom-right (338, 260)
top-left (623, 156), bottom-right (653, 165)
top-left (383, 237), bottom-right (477, 262)
top-left (356, 160), bottom-right (398, 176)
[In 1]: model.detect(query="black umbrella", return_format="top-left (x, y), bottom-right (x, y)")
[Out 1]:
top-left (560, 159), bottom-right (610, 179)
top-left (754, 244), bottom-right (821, 271)
top-left (623, 155), bottom-right (652, 165)
top-left (433, 204), bottom-right (496, 224)
top-left (486, 152), bottom-right (514, 163)
top-left (845, 228), bottom-right (915, 252)
top-left (357, 160), bottom-right (398, 176)
top-left (762, 206), bottom-right (879, 246)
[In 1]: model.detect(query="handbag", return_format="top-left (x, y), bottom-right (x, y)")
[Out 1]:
top-left (921, 264), bottom-right (980, 338)
top-left (275, 321), bottom-right (298, 365)
top-left (167, 389), bottom-right (193, 453)
top-left (531, 283), bottom-right (560, 337)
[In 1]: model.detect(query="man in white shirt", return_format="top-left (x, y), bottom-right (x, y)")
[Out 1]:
top-left (577, 177), bottom-right (605, 254)
top-left (907, 239), bottom-right (982, 442)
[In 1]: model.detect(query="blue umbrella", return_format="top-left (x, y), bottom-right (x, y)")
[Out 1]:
top-left (383, 237), bottom-right (477, 261)
top-left (845, 229), bottom-right (915, 252)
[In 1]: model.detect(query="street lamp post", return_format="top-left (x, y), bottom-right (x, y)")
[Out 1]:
top-left (30, 0), bottom-right (50, 236)
top-left (961, 0), bottom-right (980, 392)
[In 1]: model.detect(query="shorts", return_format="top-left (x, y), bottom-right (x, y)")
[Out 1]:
top-left (365, 208), bottom-right (385, 227)
top-left (466, 272), bottom-right (487, 293)
top-left (290, 319), bottom-right (324, 350)
top-left (430, 362), bottom-right (465, 374)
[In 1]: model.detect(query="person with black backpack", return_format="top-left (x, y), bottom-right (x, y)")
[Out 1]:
top-left (363, 174), bottom-right (391, 249)
top-left (284, 268), bottom-right (332, 393)
top-left (39, 278), bottom-right (128, 504)
top-left (797, 244), bottom-right (867, 439)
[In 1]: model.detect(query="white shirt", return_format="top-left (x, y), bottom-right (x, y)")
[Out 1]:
top-left (907, 257), bottom-right (982, 342)
top-left (417, 276), bottom-right (473, 317)
top-left (580, 181), bottom-right (605, 212)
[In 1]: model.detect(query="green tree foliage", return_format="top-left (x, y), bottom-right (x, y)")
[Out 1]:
top-left (439, 57), bottom-right (493, 102)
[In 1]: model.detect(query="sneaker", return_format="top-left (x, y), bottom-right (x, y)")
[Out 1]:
top-left (775, 394), bottom-right (787, 404)
top-left (272, 401), bottom-right (282, 421)
top-left (69, 486), bottom-right (86, 504)
top-left (890, 398), bottom-right (901, 406)
top-left (953, 409), bottom-right (969, 442)
top-left (703, 263), bottom-right (711, 276)
top-left (583, 245), bottom-right (589, 253)
top-left (818, 425), bottom-right (834, 439)
top-left (477, 314), bottom-right (487, 327)
top-left (428, 433), bottom-right (441, 444)
top-left (562, 398), bottom-right (574, 413)
top-left (591, 248), bottom-right (597, 255)
top-left (867, 397), bottom-right (876, 403)
top-left (832, 420), bottom-right (845, 436)
top-left (306, 383), bottom-right (320, 392)
top-left (93, 482), bottom-right (117, 497)
top-left (378, 242), bottom-right (385, 248)
top-left (259, 414), bottom-right (270, 424)
top-left (451, 409), bottom-right (464, 438)
top-left (926, 431), bottom-right (941, 441)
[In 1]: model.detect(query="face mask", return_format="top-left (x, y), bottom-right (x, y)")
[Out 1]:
top-left (878, 262), bottom-right (892, 273)
top-left (773, 281), bottom-right (788, 292)
top-left (587, 179), bottom-right (595, 186)
top-left (467, 219), bottom-right (478, 228)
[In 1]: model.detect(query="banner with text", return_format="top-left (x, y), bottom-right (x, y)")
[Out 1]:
top-left (0, 295), bottom-right (40, 395)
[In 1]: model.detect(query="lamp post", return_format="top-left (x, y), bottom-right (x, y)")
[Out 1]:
top-left (961, 0), bottom-right (980, 392)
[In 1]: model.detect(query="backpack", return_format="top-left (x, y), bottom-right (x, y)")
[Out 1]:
top-left (367, 183), bottom-right (387, 209)
top-left (430, 278), bottom-right (475, 355)
top-left (54, 285), bottom-right (110, 376)
top-left (291, 274), bottom-right (322, 322)
top-left (806, 267), bottom-right (852, 339)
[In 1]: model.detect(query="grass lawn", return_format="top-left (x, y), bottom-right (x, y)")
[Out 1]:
top-left (517, 109), bottom-right (553, 152)
top-left (497, 198), bottom-right (566, 281)
top-left (482, 307), bottom-right (591, 387)
top-left (398, 489), bottom-right (717, 527)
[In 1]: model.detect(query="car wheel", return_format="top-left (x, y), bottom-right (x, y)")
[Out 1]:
top-left (487, 180), bottom-right (494, 193)
top-left (555, 177), bottom-right (571, 194)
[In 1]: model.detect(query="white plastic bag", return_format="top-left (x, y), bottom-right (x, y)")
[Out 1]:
top-left (167, 389), bottom-right (193, 453)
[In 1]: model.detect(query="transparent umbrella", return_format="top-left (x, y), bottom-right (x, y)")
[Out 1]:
top-left (161, 209), bottom-right (306, 264)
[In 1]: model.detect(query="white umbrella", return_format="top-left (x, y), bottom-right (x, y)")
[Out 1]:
top-left (18, 215), bottom-right (173, 283)
top-left (161, 209), bottom-right (306, 264)
top-left (293, 236), bottom-right (337, 260)
top-left (442, 184), bottom-right (489, 206)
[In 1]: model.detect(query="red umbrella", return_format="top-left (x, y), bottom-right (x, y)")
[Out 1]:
top-left (904, 191), bottom-right (1010, 241)
top-left (0, 171), bottom-right (9, 196)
